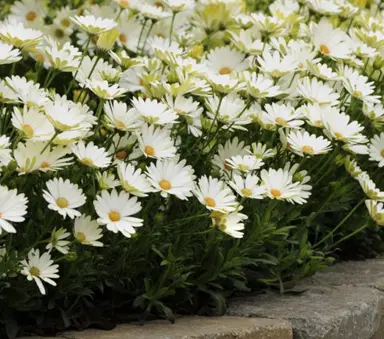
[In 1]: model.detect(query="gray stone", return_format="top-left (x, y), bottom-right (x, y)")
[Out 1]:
top-left (228, 287), bottom-right (384, 339)
top-left (228, 258), bottom-right (384, 339)
top-left (25, 316), bottom-right (292, 339)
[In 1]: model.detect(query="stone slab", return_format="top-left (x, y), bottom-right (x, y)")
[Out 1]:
top-left (26, 316), bottom-right (292, 339)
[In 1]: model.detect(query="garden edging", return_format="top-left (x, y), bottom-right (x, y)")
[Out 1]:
top-left (27, 258), bottom-right (384, 339)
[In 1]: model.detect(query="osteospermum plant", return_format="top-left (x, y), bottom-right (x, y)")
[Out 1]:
top-left (0, 0), bottom-right (384, 337)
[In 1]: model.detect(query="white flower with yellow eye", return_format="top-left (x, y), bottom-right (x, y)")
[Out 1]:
top-left (366, 200), bottom-right (384, 226)
top-left (43, 177), bottom-right (86, 219)
top-left (132, 97), bottom-right (178, 125)
top-left (146, 158), bottom-right (196, 200)
top-left (229, 174), bottom-right (266, 199)
top-left (70, 141), bottom-right (111, 169)
top-left (118, 163), bottom-right (153, 197)
top-left (225, 155), bottom-right (264, 173)
top-left (74, 215), bottom-right (103, 247)
top-left (287, 130), bottom-right (332, 157)
top-left (0, 19), bottom-right (42, 49)
top-left (104, 101), bottom-right (143, 131)
top-left (194, 176), bottom-right (238, 213)
top-left (0, 42), bottom-right (22, 65)
top-left (20, 249), bottom-right (59, 295)
top-left (368, 133), bottom-right (384, 168)
top-left (70, 15), bottom-right (117, 34)
top-left (94, 189), bottom-right (143, 238)
top-left (211, 210), bottom-right (248, 238)
top-left (297, 77), bottom-right (340, 105)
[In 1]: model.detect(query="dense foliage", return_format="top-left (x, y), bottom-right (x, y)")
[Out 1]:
top-left (0, 0), bottom-right (383, 337)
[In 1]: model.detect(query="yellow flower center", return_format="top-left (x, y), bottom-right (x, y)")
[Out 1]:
top-left (302, 145), bottom-right (314, 154)
top-left (119, 0), bottom-right (129, 7)
top-left (56, 197), bottom-right (69, 208)
top-left (76, 232), bottom-right (86, 242)
top-left (241, 188), bottom-right (252, 197)
top-left (204, 197), bottom-right (216, 207)
top-left (26, 11), bottom-right (37, 21)
top-left (115, 150), bottom-right (128, 160)
top-left (61, 18), bottom-right (71, 27)
top-left (320, 44), bottom-right (330, 55)
top-left (271, 189), bottom-right (282, 198)
top-left (159, 179), bottom-right (172, 190)
top-left (381, 149), bottom-right (384, 158)
top-left (115, 120), bottom-right (126, 128)
top-left (144, 145), bottom-right (155, 157)
top-left (352, 90), bottom-right (362, 98)
top-left (81, 157), bottom-right (94, 166)
top-left (40, 161), bottom-right (50, 169)
top-left (219, 67), bottom-right (232, 75)
top-left (119, 33), bottom-right (127, 43)
top-left (298, 62), bottom-right (304, 69)
top-left (29, 266), bottom-right (40, 277)
top-left (334, 132), bottom-right (343, 139)
top-left (22, 124), bottom-right (34, 138)
top-left (109, 210), bottom-right (121, 222)
top-left (275, 117), bottom-right (287, 126)
top-left (238, 164), bottom-right (249, 172)
top-left (315, 120), bottom-right (323, 127)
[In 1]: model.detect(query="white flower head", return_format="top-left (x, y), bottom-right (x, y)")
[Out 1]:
top-left (287, 130), bottom-right (332, 157)
top-left (43, 177), bottom-right (86, 219)
top-left (74, 215), bottom-right (103, 247)
top-left (70, 15), bottom-right (117, 34)
top-left (70, 141), bottom-right (111, 169)
top-left (46, 227), bottom-right (71, 254)
top-left (118, 163), bottom-right (153, 197)
top-left (229, 173), bottom-right (266, 199)
top-left (94, 189), bottom-right (143, 238)
top-left (0, 186), bottom-right (28, 234)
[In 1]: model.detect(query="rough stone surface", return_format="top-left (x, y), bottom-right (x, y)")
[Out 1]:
top-left (228, 259), bottom-right (384, 339)
top-left (26, 317), bottom-right (292, 339)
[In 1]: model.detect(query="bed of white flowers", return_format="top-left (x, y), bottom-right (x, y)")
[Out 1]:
top-left (0, 0), bottom-right (383, 336)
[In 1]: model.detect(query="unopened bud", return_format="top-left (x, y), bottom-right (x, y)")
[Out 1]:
top-left (97, 29), bottom-right (119, 51)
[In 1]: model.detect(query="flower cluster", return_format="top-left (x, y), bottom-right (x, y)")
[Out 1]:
top-left (0, 0), bottom-right (383, 315)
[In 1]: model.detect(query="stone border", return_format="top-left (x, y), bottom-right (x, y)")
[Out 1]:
top-left (228, 258), bottom-right (384, 339)
top-left (27, 259), bottom-right (384, 339)
top-left (24, 317), bottom-right (292, 339)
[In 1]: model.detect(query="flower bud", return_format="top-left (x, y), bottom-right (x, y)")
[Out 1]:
top-left (97, 29), bottom-right (119, 51)
top-left (65, 252), bottom-right (78, 262)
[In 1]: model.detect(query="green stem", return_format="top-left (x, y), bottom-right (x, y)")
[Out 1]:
top-left (329, 222), bottom-right (370, 250)
top-left (80, 54), bottom-right (102, 104)
top-left (141, 20), bottom-right (154, 54)
top-left (65, 34), bottom-right (92, 96)
top-left (40, 130), bottom-right (59, 154)
top-left (136, 19), bottom-right (147, 54)
top-left (169, 13), bottom-right (176, 45)
top-left (314, 199), bottom-right (365, 248)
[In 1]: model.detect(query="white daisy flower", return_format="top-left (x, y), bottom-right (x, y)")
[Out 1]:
top-left (229, 173), bottom-right (266, 199)
top-left (74, 215), bottom-right (103, 247)
top-left (134, 2), bottom-right (172, 20)
top-left (118, 163), bottom-right (153, 197)
top-left (259, 102), bottom-right (304, 130)
top-left (39, 37), bottom-right (81, 72)
top-left (206, 74), bottom-right (241, 94)
top-left (322, 109), bottom-right (367, 144)
top-left (0, 135), bottom-right (12, 167)
top-left (12, 106), bottom-right (55, 141)
top-left (307, 62), bottom-right (341, 81)
top-left (299, 103), bottom-right (327, 128)
top-left (358, 173), bottom-right (384, 201)
top-left (85, 79), bottom-right (128, 100)
top-left (104, 101), bottom-right (143, 131)
top-left (146, 158), bottom-right (196, 200)
top-left (43, 177), bottom-right (86, 219)
top-left (310, 17), bottom-right (352, 59)
top-left (229, 29), bottom-right (263, 55)
top-left (131, 97), bottom-right (178, 125)
top-left (287, 130), bottom-right (332, 156)
top-left (206, 94), bottom-right (252, 130)
top-left (0, 19), bottom-right (42, 49)
top-left (115, 17), bottom-right (143, 53)
top-left (70, 15), bottom-right (117, 34)
top-left (46, 227), bottom-right (71, 254)
top-left (0, 185), bottom-right (28, 234)
top-left (366, 200), bottom-right (384, 226)
top-left (363, 103), bottom-right (384, 124)
top-left (368, 133), bottom-right (384, 167)
top-left (340, 65), bottom-right (380, 105)
top-left (245, 72), bottom-right (282, 99)
top-left (9, 0), bottom-right (45, 28)
top-left (5, 76), bottom-right (48, 109)
top-left (94, 189), bottom-right (143, 238)
top-left (70, 141), bottom-right (111, 169)
top-left (44, 94), bottom-right (96, 131)
top-left (137, 124), bottom-right (176, 159)
top-left (165, 94), bottom-right (203, 137)
top-left (119, 67), bottom-right (146, 92)
top-left (212, 137), bottom-right (250, 173)
top-left (20, 249), bottom-right (59, 295)
top-left (260, 168), bottom-right (301, 201)
top-left (307, 0), bottom-right (341, 15)
top-left (257, 50), bottom-right (298, 78)
top-left (249, 142), bottom-right (277, 160)
top-left (297, 77), bottom-right (340, 105)
top-left (211, 210), bottom-right (248, 238)
top-left (0, 79), bottom-right (19, 103)
top-left (226, 155), bottom-right (264, 173)
top-left (203, 46), bottom-right (249, 76)
top-left (96, 171), bottom-right (119, 190)
top-left (0, 42), bottom-right (22, 64)
top-left (149, 36), bottom-right (183, 65)
top-left (163, 0), bottom-right (195, 12)
top-left (194, 176), bottom-right (238, 213)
